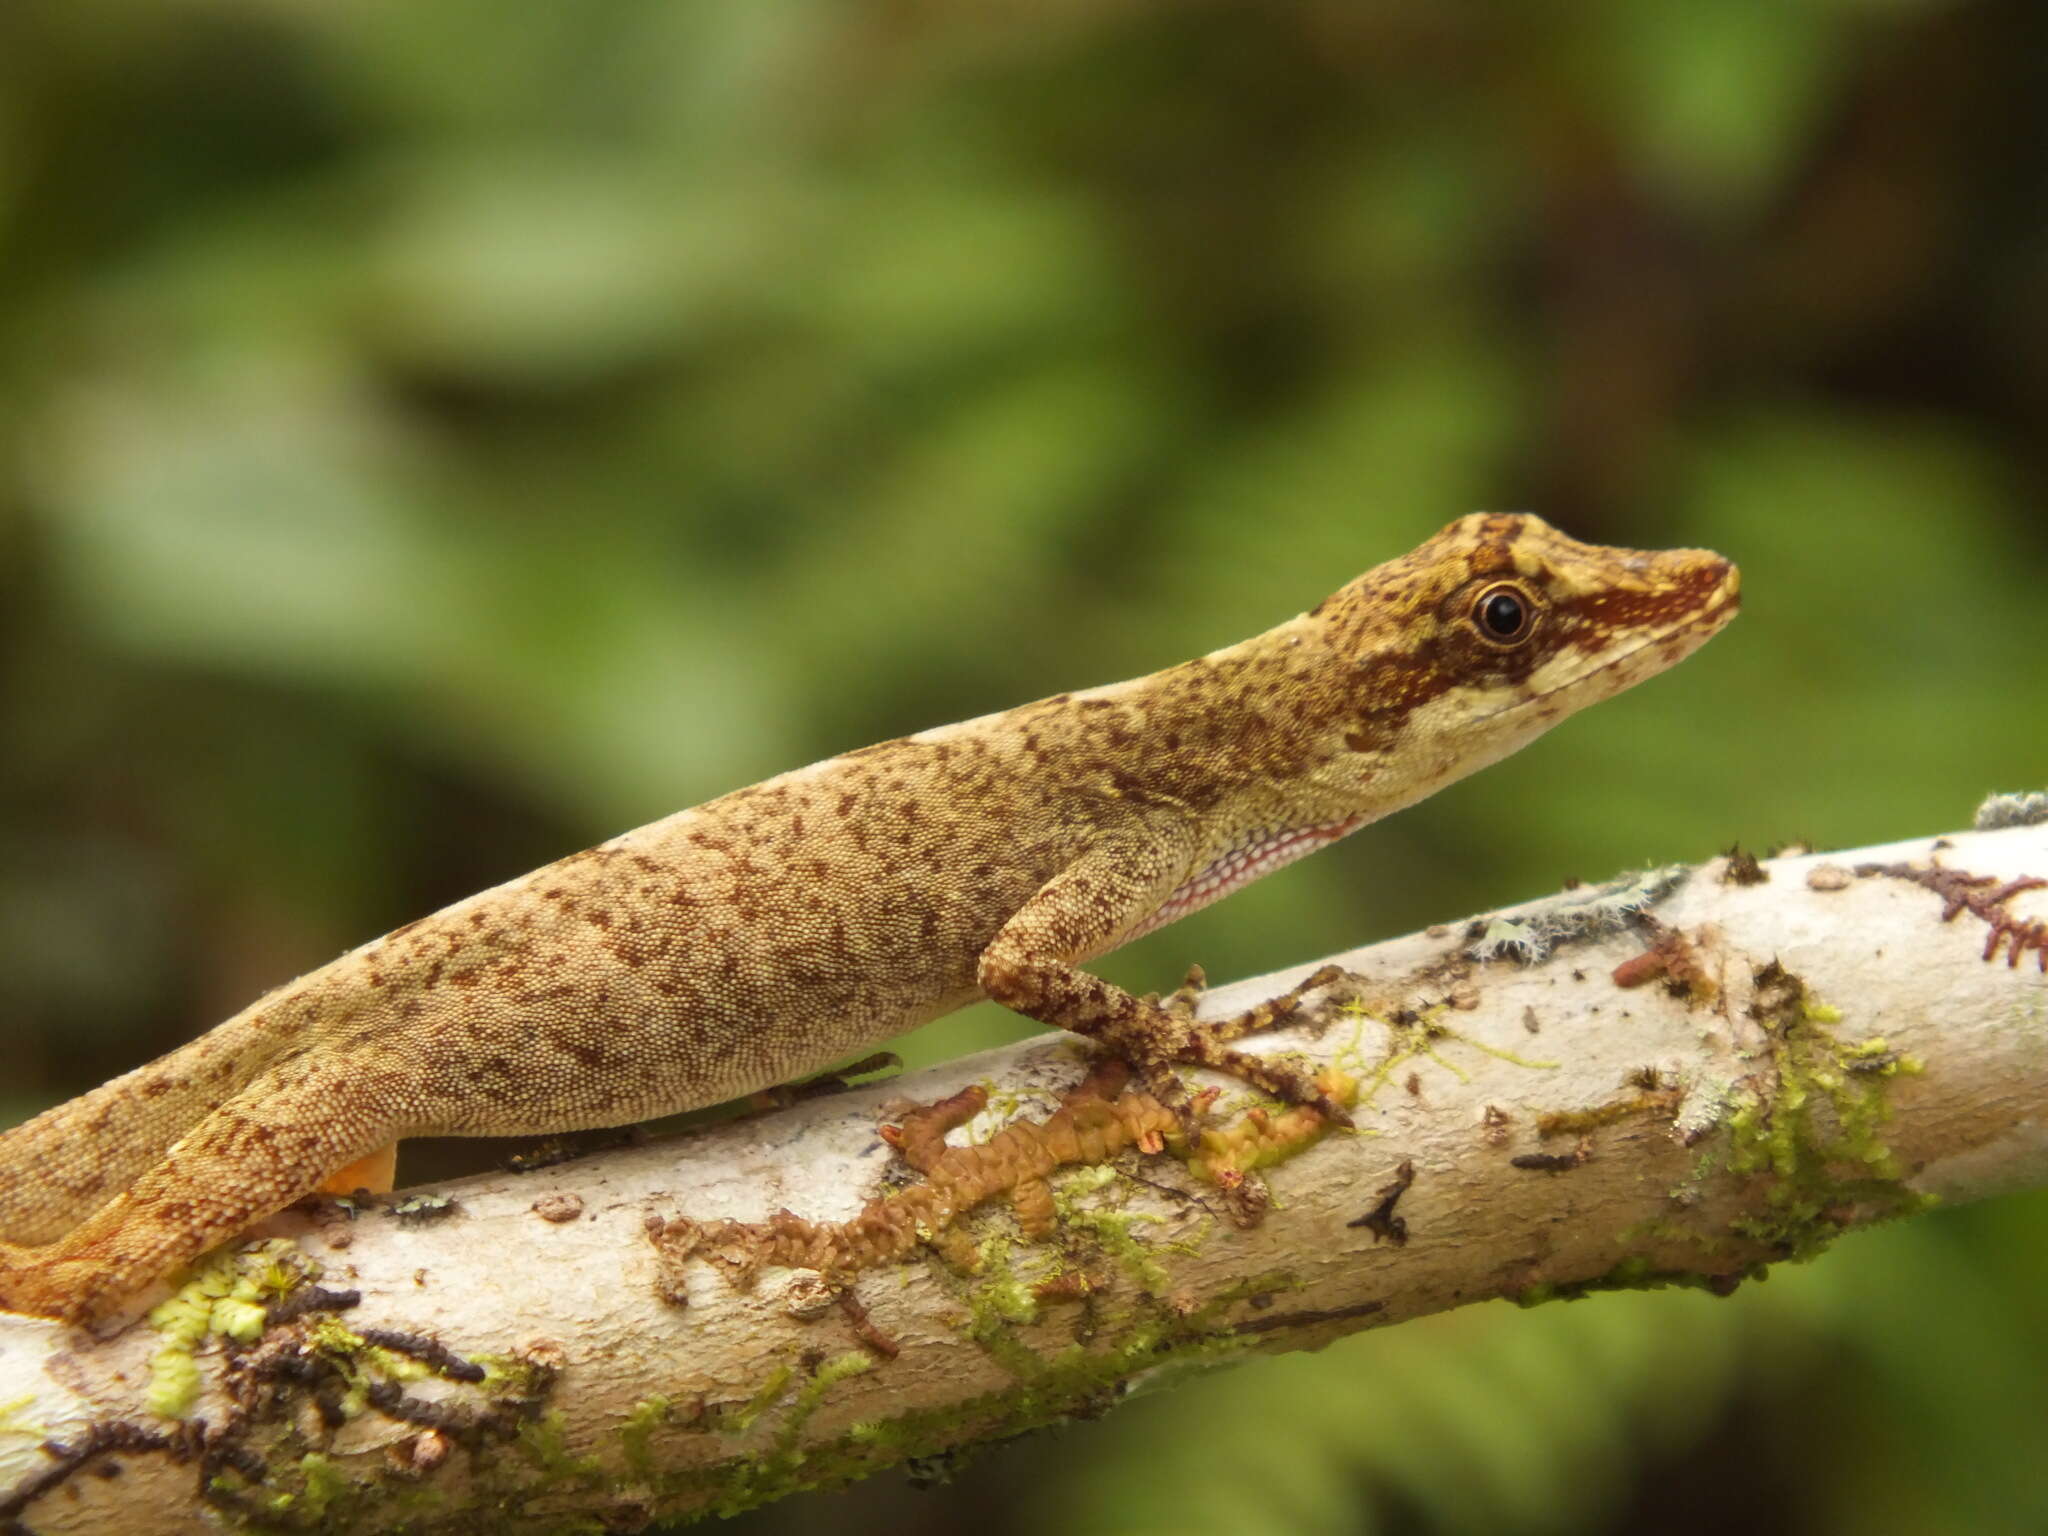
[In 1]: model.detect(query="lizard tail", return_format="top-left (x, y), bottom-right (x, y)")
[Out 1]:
top-left (0, 1005), bottom-right (292, 1246)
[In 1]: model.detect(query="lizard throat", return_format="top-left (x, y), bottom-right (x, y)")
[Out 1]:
top-left (1123, 816), bottom-right (1368, 944)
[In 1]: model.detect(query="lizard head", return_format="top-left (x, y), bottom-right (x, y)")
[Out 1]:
top-left (1307, 512), bottom-right (1740, 810)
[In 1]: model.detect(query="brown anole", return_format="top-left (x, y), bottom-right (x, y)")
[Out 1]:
top-left (0, 514), bottom-right (1738, 1325)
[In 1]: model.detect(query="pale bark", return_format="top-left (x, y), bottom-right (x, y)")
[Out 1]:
top-left (2, 820), bottom-right (2045, 1534)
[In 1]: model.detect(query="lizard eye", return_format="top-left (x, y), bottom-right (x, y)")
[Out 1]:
top-left (1471, 583), bottom-right (1535, 645)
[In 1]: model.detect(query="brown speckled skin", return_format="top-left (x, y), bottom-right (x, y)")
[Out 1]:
top-left (0, 514), bottom-right (1738, 1324)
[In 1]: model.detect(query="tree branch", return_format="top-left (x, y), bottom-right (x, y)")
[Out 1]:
top-left (3, 817), bottom-right (2045, 1534)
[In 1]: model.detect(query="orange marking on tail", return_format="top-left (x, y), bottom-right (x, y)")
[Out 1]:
top-left (318, 1144), bottom-right (398, 1196)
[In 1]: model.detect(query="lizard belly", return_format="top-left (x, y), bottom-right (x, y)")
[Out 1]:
top-left (1121, 816), bottom-right (1366, 944)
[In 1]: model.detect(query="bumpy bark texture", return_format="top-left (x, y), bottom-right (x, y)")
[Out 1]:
top-left (1, 820), bottom-right (2043, 1534)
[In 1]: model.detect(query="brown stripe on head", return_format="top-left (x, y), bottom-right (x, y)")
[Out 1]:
top-left (1549, 551), bottom-right (1739, 656)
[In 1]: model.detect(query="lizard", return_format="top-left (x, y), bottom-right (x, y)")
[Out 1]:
top-left (0, 513), bottom-right (1739, 1327)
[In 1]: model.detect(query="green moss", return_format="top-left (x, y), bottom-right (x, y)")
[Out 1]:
top-left (1206, 1269), bottom-right (1306, 1311)
top-left (784, 1351), bottom-right (875, 1432)
top-left (710, 1365), bottom-right (794, 1436)
top-left (260, 1451), bottom-right (360, 1525)
top-left (1056, 1163), bottom-right (1119, 1198)
top-left (1722, 969), bottom-right (1934, 1261)
top-left (648, 1272), bottom-right (1307, 1520)
top-left (1059, 1204), bottom-right (1169, 1296)
top-left (296, 1452), bottom-right (352, 1523)
top-left (475, 1350), bottom-right (558, 1399)
top-left (1614, 1216), bottom-right (1744, 1265)
top-left (764, 1316), bottom-right (1247, 1515)
top-left (514, 1408), bottom-right (607, 1487)
top-left (619, 1394), bottom-right (676, 1481)
top-left (144, 1298), bottom-right (569, 1531)
top-left (614, 1268), bottom-right (1313, 1524)
top-left (960, 1241), bottom-right (1049, 1376)
top-left (1521, 970), bottom-right (1932, 1308)
top-left (966, 1265), bottom-right (1293, 1411)
top-left (700, 1354), bottom-right (878, 1519)
top-left (246, 1350), bottom-right (567, 1530)
top-left (973, 1232), bottom-right (1041, 1325)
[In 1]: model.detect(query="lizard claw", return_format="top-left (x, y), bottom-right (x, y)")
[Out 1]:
top-left (1161, 964), bottom-right (1208, 1020)
top-left (1103, 962), bottom-right (1354, 1138)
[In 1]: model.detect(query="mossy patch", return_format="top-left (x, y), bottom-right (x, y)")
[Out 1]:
top-left (513, 1408), bottom-right (606, 1488)
top-left (146, 1238), bottom-right (314, 1419)
top-left (1720, 961), bottom-right (1932, 1261)
top-left (1513, 963), bottom-right (1932, 1307)
top-left (695, 1353), bottom-right (877, 1519)
top-left (619, 1394), bottom-right (684, 1482)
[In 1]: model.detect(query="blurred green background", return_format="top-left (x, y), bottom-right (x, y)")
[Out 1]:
top-left (2, 0), bottom-right (2045, 1531)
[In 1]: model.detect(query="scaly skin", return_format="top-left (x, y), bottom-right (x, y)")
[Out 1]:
top-left (0, 514), bottom-right (1739, 1325)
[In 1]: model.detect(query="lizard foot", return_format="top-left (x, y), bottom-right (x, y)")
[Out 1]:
top-left (1121, 963), bottom-right (1353, 1131)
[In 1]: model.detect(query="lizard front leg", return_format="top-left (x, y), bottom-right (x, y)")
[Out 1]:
top-left (976, 840), bottom-right (1351, 1125)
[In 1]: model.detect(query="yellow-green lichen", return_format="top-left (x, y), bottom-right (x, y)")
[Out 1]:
top-left (147, 1352), bottom-right (205, 1423)
top-left (146, 1238), bottom-right (313, 1418)
top-left (1342, 1002), bottom-right (1557, 1115)
top-left (1185, 1068), bottom-right (1359, 1192)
